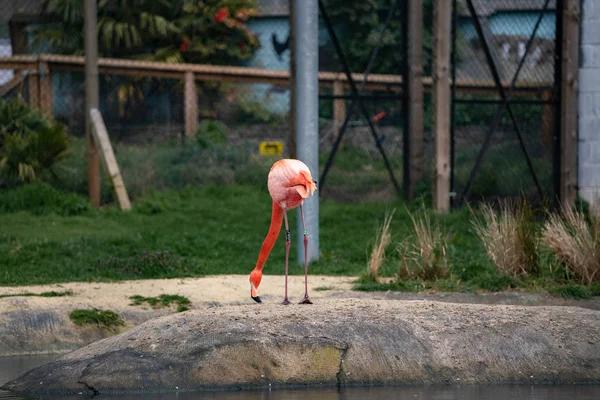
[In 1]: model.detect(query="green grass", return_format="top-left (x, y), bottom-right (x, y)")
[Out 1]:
top-left (0, 182), bottom-right (427, 285)
top-left (69, 308), bottom-right (125, 328)
top-left (550, 285), bottom-right (592, 300)
top-left (0, 290), bottom-right (73, 299)
top-left (548, 284), bottom-right (600, 300)
top-left (0, 180), bottom-right (597, 297)
top-left (314, 286), bottom-right (334, 291)
top-left (129, 294), bottom-right (191, 312)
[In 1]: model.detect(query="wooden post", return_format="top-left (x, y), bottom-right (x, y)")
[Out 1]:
top-left (560, 0), bottom-right (580, 207)
top-left (407, 0), bottom-right (424, 201)
top-left (541, 89), bottom-right (553, 155)
top-left (432, 0), bottom-right (451, 212)
top-left (332, 79), bottom-right (345, 142)
top-left (184, 71), bottom-right (198, 138)
top-left (38, 62), bottom-right (53, 118)
top-left (90, 109), bottom-right (131, 211)
top-left (85, 0), bottom-right (101, 207)
top-left (28, 70), bottom-right (39, 110)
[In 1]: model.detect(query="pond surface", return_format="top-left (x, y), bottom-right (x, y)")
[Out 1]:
top-left (1, 355), bottom-right (599, 400)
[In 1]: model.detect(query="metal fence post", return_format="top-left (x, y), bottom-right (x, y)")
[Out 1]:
top-left (295, 0), bottom-right (319, 264)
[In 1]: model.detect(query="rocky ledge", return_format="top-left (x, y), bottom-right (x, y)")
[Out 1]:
top-left (3, 298), bottom-right (599, 395)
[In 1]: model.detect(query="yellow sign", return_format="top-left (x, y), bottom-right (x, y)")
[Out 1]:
top-left (259, 141), bottom-right (284, 156)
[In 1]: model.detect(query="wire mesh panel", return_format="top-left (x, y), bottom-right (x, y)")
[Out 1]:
top-left (316, 0), bottom-right (406, 204)
top-left (0, 0), bottom-right (412, 205)
top-left (451, 0), bottom-right (559, 207)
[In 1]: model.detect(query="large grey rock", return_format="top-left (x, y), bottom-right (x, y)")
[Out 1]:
top-left (3, 299), bottom-right (600, 395)
top-left (0, 307), bottom-right (165, 356)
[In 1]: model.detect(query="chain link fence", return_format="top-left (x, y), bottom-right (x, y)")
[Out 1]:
top-left (0, 0), bottom-right (409, 205)
top-left (315, 0), bottom-right (406, 203)
top-left (0, 0), bottom-right (561, 206)
top-left (451, 0), bottom-right (559, 206)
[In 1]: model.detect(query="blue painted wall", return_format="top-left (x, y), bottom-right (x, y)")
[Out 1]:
top-left (243, 17), bottom-right (291, 115)
top-left (459, 11), bottom-right (556, 40)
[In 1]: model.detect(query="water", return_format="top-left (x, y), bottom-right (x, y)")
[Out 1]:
top-left (1, 355), bottom-right (599, 400)
top-left (0, 355), bottom-right (59, 387)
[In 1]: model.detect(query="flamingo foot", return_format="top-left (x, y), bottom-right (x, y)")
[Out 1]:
top-left (299, 295), bottom-right (313, 304)
top-left (281, 298), bottom-right (292, 305)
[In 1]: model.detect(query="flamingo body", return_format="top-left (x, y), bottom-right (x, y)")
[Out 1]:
top-left (268, 159), bottom-right (317, 210)
top-left (249, 159), bottom-right (317, 304)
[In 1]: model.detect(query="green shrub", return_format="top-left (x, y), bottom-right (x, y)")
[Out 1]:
top-left (129, 294), bottom-right (191, 312)
top-left (469, 273), bottom-right (520, 292)
top-left (0, 99), bottom-right (70, 183)
top-left (550, 285), bottom-right (593, 300)
top-left (0, 181), bottom-right (91, 216)
top-left (196, 120), bottom-right (229, 149)
top-left (69, 308), bottom-right (124, 328)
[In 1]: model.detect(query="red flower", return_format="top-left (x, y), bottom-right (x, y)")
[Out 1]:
top-left (214, 8), bottom-right (229, 23)
top-left (180, 38), bottom-right (191, 53)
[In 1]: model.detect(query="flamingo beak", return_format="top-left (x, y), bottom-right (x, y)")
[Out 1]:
top-left (251, 283), bottom-right (261, 303)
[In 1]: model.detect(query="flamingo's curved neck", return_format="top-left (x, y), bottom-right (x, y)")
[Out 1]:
top-left (253, 200), bottom-right (284, 272)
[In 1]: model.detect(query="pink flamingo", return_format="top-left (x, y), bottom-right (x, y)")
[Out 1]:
top-left (249, 159), bottom-right (317, 304)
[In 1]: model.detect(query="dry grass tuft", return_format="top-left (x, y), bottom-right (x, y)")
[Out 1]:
top-left (366, 209), bottom-right (395, 282)
top-left (398, 210), bottom-right (449, 280)
top-left (542, 204), bottom-right (600, 284)
top-left (471, 199), bottom-right (539, 278)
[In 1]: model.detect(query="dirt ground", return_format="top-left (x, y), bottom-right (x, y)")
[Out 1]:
top-left (0, 275), bottom-right (355, 312)
top-left (1, 274), bottom-right (600, 313)
top-left (2, 275), bottom-right (600, 358)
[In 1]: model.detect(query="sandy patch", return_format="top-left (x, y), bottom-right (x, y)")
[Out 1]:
top-left (0, 275), bottom-right (356, 312)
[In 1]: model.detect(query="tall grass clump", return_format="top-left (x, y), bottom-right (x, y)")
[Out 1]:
top-left (472, 199), bottom-right (539, 278)
top-left (542, 205), bottom-right (600, 284)
top-left (365, 209), bottom-right (395, 282)
top-left (397, 209), bottom-right (449, 280)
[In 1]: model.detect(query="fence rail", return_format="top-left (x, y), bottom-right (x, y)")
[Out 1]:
top-left (0, 54), bottom-right (553, 92)
top-left (0, 54), bottom-right (556, 139)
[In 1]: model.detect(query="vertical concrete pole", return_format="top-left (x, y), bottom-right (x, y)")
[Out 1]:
top-left (289, 0), bottom-right (297, 158)
top-left (295, 0), bottom-right (319, 263)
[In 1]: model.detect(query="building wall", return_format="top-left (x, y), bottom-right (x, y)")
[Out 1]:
top-left (578, 0), bottom-right (600, 203)
top-left (243, 17), bottom-right (291, 115)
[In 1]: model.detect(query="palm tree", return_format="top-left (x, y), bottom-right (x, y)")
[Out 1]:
top-left (31, 0), bottom-right (260, 128)
top-left (32, 0), bottom-right (259, 64)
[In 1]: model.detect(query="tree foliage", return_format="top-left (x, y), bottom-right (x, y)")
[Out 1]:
top-left (0, 99), bottom-right (70, 184)
top-left (32, 0), bottom-right (260, 64)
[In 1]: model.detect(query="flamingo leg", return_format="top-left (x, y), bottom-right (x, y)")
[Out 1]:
top-left (299, 205), bottom-right (313, 304)
top-left (282, 208), bottom-right (291, 305)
